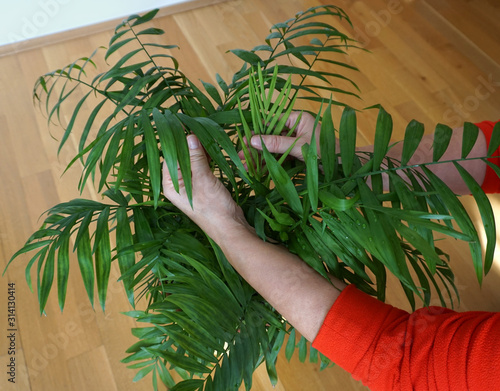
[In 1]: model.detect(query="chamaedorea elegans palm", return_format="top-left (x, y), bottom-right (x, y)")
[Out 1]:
top-left (5, 5), bottom-right (500, 390)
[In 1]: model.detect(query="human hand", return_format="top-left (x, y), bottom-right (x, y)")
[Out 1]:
top-left (247, 112), bottom-right (321, 161)
top-left (162, 135), bottom-right (251, 242)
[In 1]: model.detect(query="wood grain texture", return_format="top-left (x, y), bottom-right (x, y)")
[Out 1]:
top-left (0, 0), bottom-right (499, 390)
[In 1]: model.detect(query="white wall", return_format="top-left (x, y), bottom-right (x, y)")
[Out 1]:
top-left (1, 0), bottom-right (192, 47)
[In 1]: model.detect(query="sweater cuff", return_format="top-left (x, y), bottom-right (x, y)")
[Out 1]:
top-left (312, 284), bottom-right (408, 375)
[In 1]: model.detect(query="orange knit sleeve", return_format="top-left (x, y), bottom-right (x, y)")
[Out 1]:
top-left (312, 284), bottom-right (500, 390)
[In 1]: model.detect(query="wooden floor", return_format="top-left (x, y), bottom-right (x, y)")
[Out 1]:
top-left (1, 0), bottom-right (500, 390)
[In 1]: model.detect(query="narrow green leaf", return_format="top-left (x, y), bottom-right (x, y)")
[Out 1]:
top-left (208, 238), bottom-right (246, 307)
top-left (372, 106), bottom-right (393, 170)
top-left (268, 78), bottom-right (298, 136)
top-left (26, 247), bottom-right (49, 292)
top-left (261, 140), bottom-right (303, 214)
top-left (309, 346), bottom-right (319, 364)
top-left (73, 211), bottom-right (94, 251)
top-left (132, 364), bottom-right (154, 383)
top-left (433, 124), bottom-right (453, 162)
top-left (407, 255), bottom-right (432, 306)
top-left (4, 240), bottom-right (53, 275)
top-left (130, 9), bottom-right (160, 26)
top-left (365, 206), bottom-right (470, 241)
top-left (265, 31), bottom-right (282, 41)
top-left (180, 115), bottom-right (248, 188)
top-left (319, 190), bottom-right (359, 211)
top-left (101, 61), bottom-right (152, 82)
top-left (215, 73), bottom-right (229, 96)
top-left (169, 379), bottom-right (204, 391)
top-left (201, 80), bottom-right (223, 107)
top-left (141, 110), bottom-right (161, 208)
top-left (288, 230), bottom-right (330, 280)
top-left (229, 49), bottom-right (262, 65)
top-left (99, 122), bottom-right (123, 191)
top-left (316, 57), bottom-right (359, 71)
top-left (304, 121), bottom-right (319, 211)
top-left (265, 65), bottom-right (279, 111)
top-left (394, 222), bottom-right (442, 273)
top-left (272, 46), bottom-right (349, 63)
top-left (132, 208), bottom-right (155, 243)
top-left (319, 353), bottom-right (332, 371)
top-left (109, 29), bottom-right (129, 46)
top-left (105, 38), bottom-right (135, 60)
top-left (112, 75), bottom-right (159, 115)
top-left (248, 72), bottom-right (264, 135)
top-left (188, 80), bottom-right (215, 114)
top-left (146, 348), bottom-right (211, 374)
top-left (462, 122), bottom-right (479, 159)
top-left (356, 180), bottom-right (413, 287)
top-left (79, 99), bottom-right (107, 156)
top-left (265, 351), bottom-right (278, 386)
top-left (297, 336), bottom-right (308, 363)
top-left (136, 27), bottom-right (164, 36)
top-left (79, 125), bottom-right (115, 191)
top-left (48, 83), bottom-right (78, 127)
top-left (77, 228), bottom-right (94, 307)
top-left (165, 111), bottom-right (192, 203)
top-left (93, 206), bottom-right (110, 254)
top-left (39, 243), bottom-right (56, 314)
top-left (289, 21), bottom-right (341, 32)
top-left (116, 116), bottom-right (135, 189)
top-left (116, 207), bottom-right (135, 306)
top-left (401, 120), bottom-right (425, 166)
top-left (422, 166), bottom-right (483, 283)
top-left (339, 106), bottom-right (356, 176)
top-left (58, 91), bottom-right (91, 154)
top-left (320, 100), bottom-right (336, 182)
top-left (487, 122), bottom-right (500, 156)
top-left (282, 40), bottom-right (310, 66)
top-left (166, 328), bottom-right (218, 364)
top-left (95, 215), bottom-right (111, 311)
top-left (57, 230), bottom-right (70, 311)
top-left (286, 27), bottom-right (345, 41)
top-left (157, 361), bottom-right (175, 388)
top-left (285, 328), bottom-right (296, 361)
top-left (153, 108), bottom-right (178, 192)
top-left (454, 162), bottom-right (496, 274)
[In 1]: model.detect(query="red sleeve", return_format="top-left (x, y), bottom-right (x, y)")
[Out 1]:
top-left (312, 284), bottom-right (500, 390)
top-left (476, 120), bottom-right (500, 193)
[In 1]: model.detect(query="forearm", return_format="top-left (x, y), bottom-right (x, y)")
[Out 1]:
top-left (358, 126), bottom-right (488, 195)
top-left (210, 222), bottom-right (346, 342)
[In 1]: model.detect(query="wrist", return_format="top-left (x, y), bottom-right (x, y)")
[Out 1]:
top-left (205, 216), bottom-right (256, 247)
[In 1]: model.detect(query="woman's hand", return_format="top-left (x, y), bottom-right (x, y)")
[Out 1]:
top-left (248, 112), bottom-right (321, 160)
top-left (162, 135), bottom-right (251, 243)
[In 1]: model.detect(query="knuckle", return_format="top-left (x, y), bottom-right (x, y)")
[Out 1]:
top-left (266, 136), bottom-right (281, 152)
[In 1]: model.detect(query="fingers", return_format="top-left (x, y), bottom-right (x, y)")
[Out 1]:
top-left (250, 134), bottom-right (306, 160)
top-left (236, 112), bottom-right (318, 167)
top-left (162, 134), bottom-right (209, 198)
top-left (285, 111), bottom-right (307, 130)
top-left (186, 134), bottom-right (211, 178)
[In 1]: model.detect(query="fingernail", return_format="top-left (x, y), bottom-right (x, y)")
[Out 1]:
top-left (251, 136), bottom-right (261, 148)
top-left (187, 135), bottom-right (200, 150)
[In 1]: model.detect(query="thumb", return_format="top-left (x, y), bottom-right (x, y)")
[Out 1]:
top-left (187, 134), bottom-right (210, 175)
top-left (251, 134), bottom-right (305, 160)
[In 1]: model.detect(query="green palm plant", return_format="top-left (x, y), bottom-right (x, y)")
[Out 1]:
top-left (5, 5), bottom-right (500, 390)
